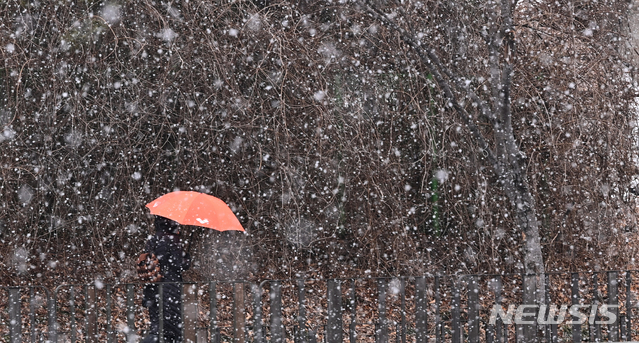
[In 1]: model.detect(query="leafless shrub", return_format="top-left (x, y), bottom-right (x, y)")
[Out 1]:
top-left (0, 0), bottom-right (636, 285)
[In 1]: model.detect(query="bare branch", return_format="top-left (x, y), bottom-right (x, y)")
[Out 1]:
top-left (360, 0), bottom-right (498, 167)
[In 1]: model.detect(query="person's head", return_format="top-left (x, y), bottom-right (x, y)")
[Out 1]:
top-left (154, 216), bottom-right (180, 235)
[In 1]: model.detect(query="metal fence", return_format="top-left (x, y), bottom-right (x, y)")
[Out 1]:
top-left (1, 271), bottom-right (638, 342)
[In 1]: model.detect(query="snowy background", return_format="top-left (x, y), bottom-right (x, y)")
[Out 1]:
top-left (0, 0), bottom-right (638, 286)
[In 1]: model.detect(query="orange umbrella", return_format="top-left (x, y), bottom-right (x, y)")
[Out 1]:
top-left (145, 191), bottom-right (244, 232)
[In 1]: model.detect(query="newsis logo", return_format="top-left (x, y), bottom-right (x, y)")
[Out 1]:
top-left (489, 304), bottom-right (619, 325)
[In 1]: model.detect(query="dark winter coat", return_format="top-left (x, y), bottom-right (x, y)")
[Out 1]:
top-left (142, 219), bottom-right (191, 343)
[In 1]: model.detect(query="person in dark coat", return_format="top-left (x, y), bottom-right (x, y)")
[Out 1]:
top-left (142, 216), bottom-right (191, 343)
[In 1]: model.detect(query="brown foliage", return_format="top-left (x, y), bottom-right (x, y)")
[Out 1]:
top-left (0, 0), bottom-right (636, 285)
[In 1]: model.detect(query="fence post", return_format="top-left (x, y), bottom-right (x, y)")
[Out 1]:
top-left (126, 284), bottom-right (136, 343)
top-left (571, 273), bottom-right (581, 343)
top-left (308, 327), bottom-right (318, 343)
top-left (451, 279), bottom-right (461, 343)
top-left (491, 276), bottom-right (504, 343)
top-left (486, 322), bottom-right (494, 343)
top-left (544, 274), bottom-right (557, 343)
top-left (626, 271), bottom-right (632, 341)
top-left (29, 287), bottom-right (37, 343)
top-left (415, 277), bottom-right (427, 343)
top-left (327, 279), bottom-right (343, 343)
top-left (253, 283), bottom-right (264, 343)
top-left (210, 281), bottom-right (218, 343)
top-left (233, 282), bottom-right (246, 343)
top-left (376, 279), bottom-right (388, 343)
top-left (350, 279), bottom-right (357, 343)
top-left (48, 288), bottom-right (58, 343)
top-left (106, 284), bottom-right (113, 343)
top-left (86, 285), bottom-right (98, 343)
top-left (590, 273), bottom-right (601, 343)
top-left (270, 281), bottom-right (284, 343)
top-left (70, 286), bottom-right (77, 343)
top-left (184, 284), bottom-right (198, 343)
top-left (468, 275), bottom-right (480, 343)
top-left (9, 287), bottom-right (21, 343)
top-left (298, 279), bottom-right (307, 343)
top-left (520, 274), bottom-right (538, 343)
top-left (435, 276), bottom-right (442, 343)
top-left (608, 271), bottom-right (619, 342)
top-left (400, 277), bottom-right (406, 343)
top-left (159, 283), bottom-right (165, 343)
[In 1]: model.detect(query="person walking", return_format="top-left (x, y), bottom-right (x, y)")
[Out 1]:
top-left (141, 216), bottom-right (191, 343)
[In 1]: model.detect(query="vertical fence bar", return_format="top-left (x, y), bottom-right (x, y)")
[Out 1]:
top-left (49, 288), bottom-right (58, 343)
top-left (609, 271), bottom-right (619, 342)
top-left (571, 273), bottom-right (581, 343)
top-left (70, 286), bottom-right (77, 343)
top-left (184, 284), bottom-right (198, 343)
top-left (545, 274), bottom-right (557, 343)
top-left (327, 279), bottom-right (343, 343)
top-left (106, 284), bottom-right (113, 343)
top-left (9, 287), bottom-right (21, 343)
top-left (435, 276), bottom-right (442, 343)
top-left (85, 285), bottom-right (89, 343)
top-left (30, 287), bottom-right (36, 343)
top-left (308, 327), bottom-right (317, 343)
top-left (415, 277), bottom-right (427, 343)
top-left (503, 321), bottom-right (508, 343)
top-left (486, 321), bottom-right (494, 343)
top-left (126, 284), bottom-right (135, 342)
top-left (592, 273), bottom-right (601, 343)
top-left (210, 281), bottom-right (218, 343)
top-left (516, 275), bottom-right (522, 343)
top-left (541, 275), bottom-right (549, 343)
top-left (522, 274), bottom-right (538, 343)
top-left (350, 279), bottom-right (357, 343)
top-left (181, 283), bottom-right (185, 342)
top-left (400, 277), bottom-right (406, 343)
top-left (492, 277), bottom-right (503, 343)
top-left (233, 283), bottom-right (246, 343)
top-left (253, 283), bottom-right (263, 343)
top-left (626, 271), bottom-right (632, 341)
top-left (451, 279), bottom-right (461, 343)
top-left (270, 281), bottom-right (284, 343)
top-left (376, 278), bottom-right (388, 343)
top-left (86, 285), bottom-right (97, 343)
top-left (159, 283), bottom-right (165, 343)
top-left (293, 326), bottom-right (300, 343)
top-left (298, 279), bottom-right (306, 343)
top-left (468, 275), bottom-right (479, 343)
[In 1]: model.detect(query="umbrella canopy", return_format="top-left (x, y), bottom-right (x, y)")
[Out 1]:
top-left (145, 191), bottom-right (245, 232)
